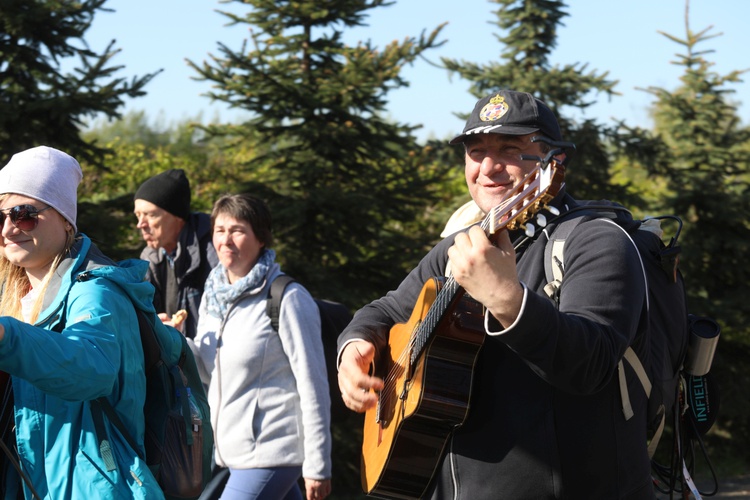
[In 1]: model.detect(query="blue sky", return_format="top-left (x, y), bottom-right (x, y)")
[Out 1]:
top-left (85, 0), bottom-right (749, 142)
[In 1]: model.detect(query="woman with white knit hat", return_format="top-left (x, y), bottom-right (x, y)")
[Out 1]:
top-left (0, 146), bottom-right (164, 499)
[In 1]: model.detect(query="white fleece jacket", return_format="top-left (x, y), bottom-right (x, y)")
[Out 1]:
top-left (191, 263), bottom-right (332, 479)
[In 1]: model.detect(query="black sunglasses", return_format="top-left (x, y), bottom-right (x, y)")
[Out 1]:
top-left (0, 204), bottom-right (52, 231)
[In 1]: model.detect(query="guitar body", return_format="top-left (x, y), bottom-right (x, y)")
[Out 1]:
top-left (361, 278), bottom-right (486, 499)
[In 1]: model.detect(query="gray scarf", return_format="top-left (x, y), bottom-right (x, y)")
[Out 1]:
top-left (203, 249), bottom-right (276, 321)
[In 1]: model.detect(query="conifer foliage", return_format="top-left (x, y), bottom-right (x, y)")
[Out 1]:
top-left (645, 14), bottom-right (750, 471)
top-left (0, 0), bottom-right (159, 166)
top-left (190, 0), bottom-right (448, 305)
top-left (622, 17), bottom-right (750, 329)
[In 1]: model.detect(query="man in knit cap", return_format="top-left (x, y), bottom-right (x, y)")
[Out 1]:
top-left (134, 169), bottom-right (218, 339)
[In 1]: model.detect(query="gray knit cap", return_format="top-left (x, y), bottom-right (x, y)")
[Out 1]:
top-left (0, 146), bottom-right (82, 232)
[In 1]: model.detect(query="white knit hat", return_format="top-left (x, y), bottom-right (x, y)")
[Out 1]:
top-left (0, 146), bottom-right (82, 232)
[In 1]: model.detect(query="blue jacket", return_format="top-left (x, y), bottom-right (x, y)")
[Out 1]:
top-left (0, 234), bottom-right (164, 499)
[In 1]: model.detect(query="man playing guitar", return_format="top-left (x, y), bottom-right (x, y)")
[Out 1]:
top-left (337, 91), bottom-right (654, 499)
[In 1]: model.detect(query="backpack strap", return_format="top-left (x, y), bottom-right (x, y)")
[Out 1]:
top-left (0, 419), bottom-right (42, 499)
top-left (48, 277), bottom-right (139, 473)
top-left (542, 203), bottom-right (631, 300)
top-left (90, 307), bottom-right (163, 471)
top-left (266, 275), bottom-right (296, 332)
top-left (623, 352), bottom-right (667, 460)
top-left (91, 399), bottom-right (133, 472)
top-left (543, 216), bottom-right (586, 302)
top-left (543, 214), bottom-right (655, 427)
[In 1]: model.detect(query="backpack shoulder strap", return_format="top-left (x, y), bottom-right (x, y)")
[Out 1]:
top-left (542, 203), bottom-right (636, 301)
top-left (91, 306), bottom-right (160, 470)
top-left (543, 215), bottom-right (590, 301)
top-left (544, 217), bottom-right (584, 283)
top-left (542, 211), bottom-right (654, 425)
top-left (49, 273), bottom-right (137, 471)
top-left (266, 275), bottom-right (296, 332)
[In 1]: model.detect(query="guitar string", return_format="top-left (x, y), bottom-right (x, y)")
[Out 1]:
top-left (378, 284), bottom-right (455, 407)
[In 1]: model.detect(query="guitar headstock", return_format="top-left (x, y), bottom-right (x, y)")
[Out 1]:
top-left (485, 156), bottom-right (566, 238)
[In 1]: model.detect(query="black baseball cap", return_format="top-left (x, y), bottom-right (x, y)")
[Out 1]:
top-left (449, 90), bottom-right (562, 145)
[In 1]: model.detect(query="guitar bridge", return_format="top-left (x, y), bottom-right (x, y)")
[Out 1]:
top-left (399, 378), bottom-right (410, 401)
top-left (374, 391), bottom-right (383, 424)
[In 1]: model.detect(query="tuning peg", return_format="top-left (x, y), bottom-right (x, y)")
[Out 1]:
top-left (524, 223), bottom-right (536, 237)
top-left (547, 206), bottom-right (560, 216)
top-left (536, 214), bottom-right (547, 227)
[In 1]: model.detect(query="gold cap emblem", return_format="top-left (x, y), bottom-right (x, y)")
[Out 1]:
top-left (479, 94), bottom-right (510, 122)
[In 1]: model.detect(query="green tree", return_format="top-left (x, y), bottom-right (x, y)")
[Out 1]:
top-left (650, 21), bottom-right (750, 476)
top-left (188, 3), bottom-right (450, 496)
top-left (615, 8), bottom-right (750, 476)
top-left (188, 0), bottom-right (449, 307)
top-left (616, 14), bottom-right (750, 333)
top-left (440, 0), bottom-right (633, 205)
top-left (79, 113), bottom-right (245, 261)
top-left (646, 34), bottom-right (749, 326)
top-left (0, 0), bottom-right (159, 166)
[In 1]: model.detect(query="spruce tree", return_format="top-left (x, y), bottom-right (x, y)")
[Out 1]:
top-left (189, 0), bottom-right (448, 306)
top-left (441, 0), bottom-right (630, 203)
top-left (190, 5), bottom-right (449, 495)
top-left (0, 0), bottom-right (159, 166)
top-left (636, 20), bottom-right (750, 328)
top-left (615, 7), bottom-right (750, 474)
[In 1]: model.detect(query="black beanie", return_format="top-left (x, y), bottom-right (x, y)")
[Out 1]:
top-left (134, 169), bottom-right (191, 220)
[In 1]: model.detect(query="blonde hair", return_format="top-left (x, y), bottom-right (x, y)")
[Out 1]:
top-left (0, 194), bottom-right (76, 324)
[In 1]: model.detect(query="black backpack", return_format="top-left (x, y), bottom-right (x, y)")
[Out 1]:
top-left (542, 200), bottom-right (720, 494)
top-left (266, 274), bottom-right (353, 420)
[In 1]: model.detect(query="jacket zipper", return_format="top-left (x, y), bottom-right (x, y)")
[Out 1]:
top-left (211, 289), bottom-right (255, 463)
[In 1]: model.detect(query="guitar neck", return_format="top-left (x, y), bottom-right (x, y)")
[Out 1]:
top-left (409, 277), bottom-right (463, 366)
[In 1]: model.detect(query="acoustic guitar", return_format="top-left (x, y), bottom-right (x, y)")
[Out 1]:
top-left (361, 157), bottom-right (566, 499)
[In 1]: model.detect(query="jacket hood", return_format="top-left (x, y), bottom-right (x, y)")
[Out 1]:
top-left (81, 258), bottom-right (156, 313)
top-left (40, 235), bottom-right (156, 322)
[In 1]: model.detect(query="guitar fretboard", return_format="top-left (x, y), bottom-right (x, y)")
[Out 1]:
top-left (409, 276), bottom-right (461, 366)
